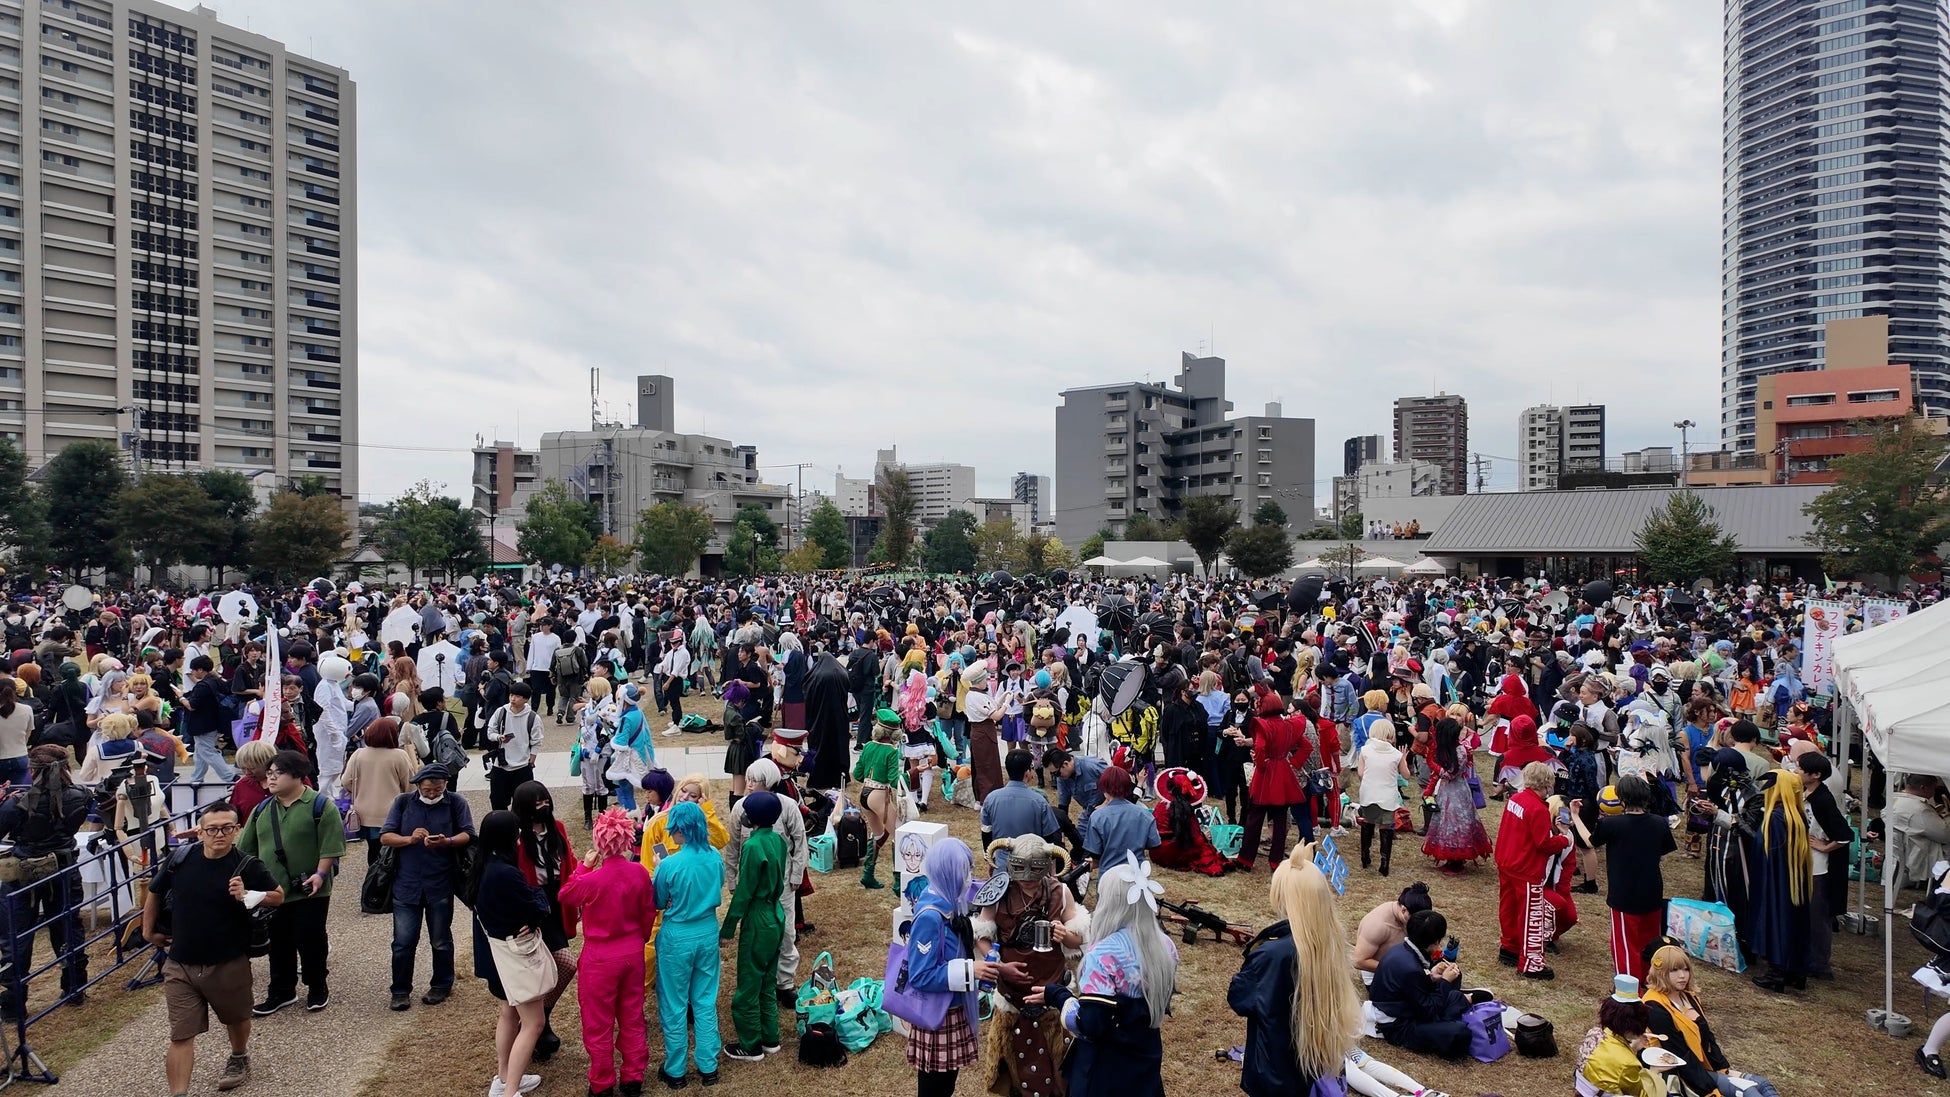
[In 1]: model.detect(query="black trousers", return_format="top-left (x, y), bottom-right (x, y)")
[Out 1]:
top-left (266, 895), bottom-right (331, 999)
top-left (489, 764), bottom-right (534, 811)
top-left (525, 670), bottom-right (555, 715)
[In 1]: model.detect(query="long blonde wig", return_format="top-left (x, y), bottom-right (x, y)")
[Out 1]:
top-left (1269, 844), bottom-right (1359, 1080)
top-left (1760, 772), bottom-right (1812, 906)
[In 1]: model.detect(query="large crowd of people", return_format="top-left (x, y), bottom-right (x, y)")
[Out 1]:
top-left (0, 565), bottom-right (1936, 1096)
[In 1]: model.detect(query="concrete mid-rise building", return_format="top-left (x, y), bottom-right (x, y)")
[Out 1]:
top-left (5, 0), bottom-right (355, 497)
top-left (1343, 433), bottom-right (1382, 477)
top-left (874, 446), bottom-right (976, 528)
top-left (1010, 471), bottom-right (1050, 526)
top-left (1053, 353), bottom-right (1314, 544)
top-left (470, 375), bottom-right (789, 571)
top-left (831, 470), bottom-right (871, 517)
top-left (1517, 404), bottom-right (1607, 490)
top-left (1720, 0), bottom-right (1950, 448)
top-left (1393, 394), bottom-right (1468, 495)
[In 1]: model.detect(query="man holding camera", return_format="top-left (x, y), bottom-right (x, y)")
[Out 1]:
top-left (145, 799), bottom-right (283, 1096)
top-left (237, 751), bottom-right (345, 1017)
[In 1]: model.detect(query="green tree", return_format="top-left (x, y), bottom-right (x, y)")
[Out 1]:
top-left (39, 440), bottom-right (128, 577)
top-left (1019, 531), bottom-right (1062, 573)
top-left (875, 466), bottom-right (918, 568)
top-left (1078, 526), bottom-right (1113, 564)
top-left (1179, 495), bottom-right (1238, 576)
top-left (804, 499), bottom-right (851, 570)
top-left (921, 509), bottom-right (979, 574)
top-left (0, 438), bottom-right (47, 576)
top-left (369, 480), bottom-right (454, 585)
top-left (1804, 419), bottom-right (1950, 583)
top-left (251, 490), bottom-right (350, 585)
top-left (291, 475), bottom-right (333, 498)
top-left (972, 519), bottom-right (1023, 572)
top-left (1338, 510), bottom-right (1363, 540)
top-left (115, 473), bottom-right (221, 584)
top-left (584, 534), bottom-right (632, 576)
top-left (516, 479), bottom-right (599, 570)
top-left (1635, 490), bottom-right (1740, 586)
top-left (724, 504), bottom-right (782, 578)
top-left (1226, 522), bottom-right (1295, 579)
top-left (1041, 536), bottom-right (1077, 572)
top-left (635, 501), bottom-right (714, 577)
top-left (1122, 513), bottom-right (1167, 541)
top-left (1252, 499), bottom-right (1288, 528)
top-left (782, 543), bottom-right (825, 573)
top-left (195, 469), bottom-right (257, 585)
top-left (428, 496), bottom-right (489, 583)
top-left (1318, 542), bottom-right (1366, 580)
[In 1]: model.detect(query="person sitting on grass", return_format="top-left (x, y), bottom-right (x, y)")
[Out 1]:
top-left (1368, 908), bottom-right (1491, 1061)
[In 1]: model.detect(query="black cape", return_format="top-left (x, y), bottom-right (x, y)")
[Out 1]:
top-left (804, 652), bottom-right (853, 789)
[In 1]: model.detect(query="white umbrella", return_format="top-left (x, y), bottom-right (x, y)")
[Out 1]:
top-left (1120, 555), bottom-right (1167, 568)
top-left (1354, 555), bottom-right (1407, 571)
top-left (1082, 555), bottom-right (1122, 567)
top-left (1403, 558), bottom-right (1447, 575)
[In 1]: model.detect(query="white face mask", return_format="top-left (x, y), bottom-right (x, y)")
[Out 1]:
top-left (348, 687), bottom-right (365, 700)
top-left (418, 794), bottom-right (441, 806)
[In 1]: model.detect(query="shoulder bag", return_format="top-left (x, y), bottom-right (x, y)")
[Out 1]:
top-left (481, 920), bottom-right (557, 1005)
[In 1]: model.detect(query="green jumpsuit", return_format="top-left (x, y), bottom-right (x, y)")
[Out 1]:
top-left (720, 826), bottom-right (786, 1050)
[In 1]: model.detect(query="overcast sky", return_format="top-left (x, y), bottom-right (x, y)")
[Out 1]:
top-left (204, 0), bottom-right (1724, 507)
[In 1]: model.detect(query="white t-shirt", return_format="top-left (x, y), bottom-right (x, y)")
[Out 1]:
top-left (525, 630), bottom-right (562, 674)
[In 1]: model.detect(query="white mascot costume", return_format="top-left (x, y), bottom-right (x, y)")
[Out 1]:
top-left (314, 653), bottom-right (352, 798)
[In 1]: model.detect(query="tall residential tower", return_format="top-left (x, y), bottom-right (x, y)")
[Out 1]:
top-left (7, 0), bottom-right (355, 495)
top-left (1721, 0), bottom-right (1950, 448)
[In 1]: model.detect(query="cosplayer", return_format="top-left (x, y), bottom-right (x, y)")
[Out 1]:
top-left (724, 758), bottom-right (810, 1007)
top-left (977, 833), bottom-right (1090, 1097)
top-left (1038, 853), bottom-right (1177, 1097)
top-left (558, 807), bottom-right (657, 1097)
top-left (1149, 768), bottom-right (1226, 876)
top-left (1493, 761), bottom-right (1575, 978)
top-left (853, 708), bottom-right (906, 889)
top-left (720, 790), bottom-right (788, 1062)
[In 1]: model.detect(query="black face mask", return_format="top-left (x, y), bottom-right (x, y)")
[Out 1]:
top-left (1652, 680), bottom-right (1670, 695)
top-left (1232, 702), bottom-right (1250, 714)
top-left (530, 804), bottom-right (554, 827)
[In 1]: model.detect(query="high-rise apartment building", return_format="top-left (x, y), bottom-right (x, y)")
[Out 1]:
top-left (1720, 0), bottom-right (1950, 449)
top-left (4, 0), bottom-right (355, 497)
top-left (1053, 353), bottom-right (1315, 544)
top-left (1516, 404), bottom-right (1606, 491)
top-left (1010, 471), bottom-right (1049, 526)
top-left (1343, 433), bottom-right (1381, 477)
top-left (1392, 394), bottom-right (1468, 495)
top-left (873, 446), bottom-right (977, 528)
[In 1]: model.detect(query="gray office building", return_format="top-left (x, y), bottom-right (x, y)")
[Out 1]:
top-left (1053, 352), bottom-right (1315, 545)
top-left (1720, 0), bottom-right (1950, 448)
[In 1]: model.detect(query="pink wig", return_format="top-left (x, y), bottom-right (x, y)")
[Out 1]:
top-left (591, 807), bottom-right (636, 861)
top-left (897, 669), bottom-right (930, 729)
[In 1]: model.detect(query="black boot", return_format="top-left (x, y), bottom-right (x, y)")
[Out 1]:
top-left (1359, 822), bottom-right (1374, 869)
top-left (583, 794), bottom-right (596, 830)
top-left (861, 836), bottom-right (885, 889)
top-left (1379, 830), bottom-right (1394, 878)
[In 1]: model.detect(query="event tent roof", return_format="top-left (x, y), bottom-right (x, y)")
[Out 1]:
top-left (1421, 485), bottom-right (1826, 556)
top-left (1834, 599), bottom-right (1950, 774)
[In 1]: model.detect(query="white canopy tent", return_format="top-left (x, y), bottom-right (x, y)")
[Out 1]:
top-left (1118, 555), bottom-right (1167, 569)
top-left (1295, 557), bottom-right (1328, 570)
top-left (1081, 555), bottom-right (1122, 567)
top-left (1402, 557), bottom-right (1447, 576)
top-left (1830, 598), bottom-right (1950, 1034)
top-left (1354, 555), bottom-right (1407, 572)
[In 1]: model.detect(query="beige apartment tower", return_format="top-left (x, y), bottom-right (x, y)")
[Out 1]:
top-left (1, 0), bottom-right (354, 497)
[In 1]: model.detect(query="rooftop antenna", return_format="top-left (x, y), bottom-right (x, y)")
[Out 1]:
top-left (590, 367), bottom-right (601, 430)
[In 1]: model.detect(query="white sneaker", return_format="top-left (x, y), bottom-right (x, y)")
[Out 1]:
top-left (487, 1075), bottom-right (542, 1097)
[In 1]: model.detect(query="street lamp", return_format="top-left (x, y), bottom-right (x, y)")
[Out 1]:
top-left (1673, 419), bottom-right (1696, 487)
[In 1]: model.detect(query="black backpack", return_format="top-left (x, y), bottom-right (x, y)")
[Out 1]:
top-left (157, 843), bottom-right (275, 957)
top-left (832, 810), bottom-right (868, 869)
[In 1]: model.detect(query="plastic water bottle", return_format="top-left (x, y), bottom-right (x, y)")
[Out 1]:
top-left (979, 944), bottom-right (1000, 991)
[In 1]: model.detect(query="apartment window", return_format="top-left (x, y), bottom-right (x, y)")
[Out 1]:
top-left (238, 306), bottom-right (269, 319)
top-left (1786, 393), bottom-right (1836, 407)
top-left (0, 336), bottom-right (17, 348)
top-left (239, 335), bottom-right (270, 347)
top-left (1847, 389), bottom-right (1900, 403)
top-left (236, 137), bottom-right (266, 152)
top-left (236, 166), bottom-right (268, 181)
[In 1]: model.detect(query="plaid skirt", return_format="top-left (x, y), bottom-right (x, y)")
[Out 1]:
top-left (907, 1004), bottom-right (979, 1072)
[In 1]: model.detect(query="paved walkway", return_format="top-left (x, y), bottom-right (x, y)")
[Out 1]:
top-left (37, 736), bottom-right (729, 1095)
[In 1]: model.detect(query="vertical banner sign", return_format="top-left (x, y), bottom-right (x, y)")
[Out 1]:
top-left (1862, 599), bottom-right (1909, 631)
top-left (260, 622), bottom-right (281, 741)
top-left (1801, 599), bottom-right (1846, 696)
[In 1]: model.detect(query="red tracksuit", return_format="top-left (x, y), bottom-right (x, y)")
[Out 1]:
top-left (1494, 788), bottom-right (1572, 973)
top-left (561, 856), bottom-right (658, 1091)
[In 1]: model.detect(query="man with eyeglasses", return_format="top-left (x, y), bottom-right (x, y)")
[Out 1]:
top-left (236, 751), bottom-right (345, 1017)
top-left (144, 799), bottom-right (283, 1097)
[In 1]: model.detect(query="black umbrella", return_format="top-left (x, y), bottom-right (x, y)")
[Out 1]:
top-left (987, 570), bottom-right (1015, 589)
top-left (1047, 567), bottom-right (1069, 586)
top-left (1252, 587), bottom-right (1285, 611)
top-left (1096, 660), bottom-right (1148, 717)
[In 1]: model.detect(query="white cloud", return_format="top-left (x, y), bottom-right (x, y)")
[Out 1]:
top-left (204, 0), bottom-right (1723, 500)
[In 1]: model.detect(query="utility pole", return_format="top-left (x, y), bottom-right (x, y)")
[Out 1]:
top-left (784, 462), bottom-right (812, 551)
top-left (1471, 452), bottom-right (1491, 494)
top-left (1673, 419), bottom-right (1696, 488)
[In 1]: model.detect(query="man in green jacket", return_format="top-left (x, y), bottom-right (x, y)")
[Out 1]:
top-left (238, 750), bottom-right (347, 1016)
top-left (719, 790), bottom-right (787, 1061)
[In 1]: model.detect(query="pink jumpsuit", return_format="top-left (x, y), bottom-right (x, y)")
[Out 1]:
top-left (560, 857), bottom-right (659, 1091)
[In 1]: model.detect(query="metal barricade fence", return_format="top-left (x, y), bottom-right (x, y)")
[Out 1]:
top-left (0, 780), bottom-right (237, 1086)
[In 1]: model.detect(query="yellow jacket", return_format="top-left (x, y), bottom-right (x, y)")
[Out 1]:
top-left (639, 798), bottom-right (729, 868)
top-left (1579, 1031), bottom-right (1645, 1097)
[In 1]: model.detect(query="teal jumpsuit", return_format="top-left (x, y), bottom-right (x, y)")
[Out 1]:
top-left (653, 843), bottom-right (724, 1080)
top-left (720, 827), bottom-right (786, 1050)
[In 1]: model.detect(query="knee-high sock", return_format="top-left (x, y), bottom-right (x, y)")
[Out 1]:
top-left (919, 769), bottom-right (935, 805)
